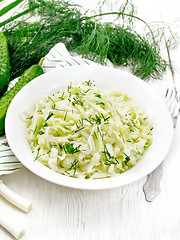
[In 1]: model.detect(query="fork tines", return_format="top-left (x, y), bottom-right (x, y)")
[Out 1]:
top-left (165, 88), bottom-right (180, 127)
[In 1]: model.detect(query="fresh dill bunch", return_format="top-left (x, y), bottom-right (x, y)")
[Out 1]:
top-left (146, 21), bottom-right (180, 50)
top-left (2, 0), bottom-right (168, 80)
top-left (97, 0), bottom-right (137, 28)
top-left (3, 0), bottom-right (83, 80)
top-left (146, 21), bottom-right (180, 85)
top-left (69, 20), bottom-right (167, 80)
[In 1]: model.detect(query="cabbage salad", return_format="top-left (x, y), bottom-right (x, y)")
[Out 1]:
top-left (23, 80), bottom-right (153, 179)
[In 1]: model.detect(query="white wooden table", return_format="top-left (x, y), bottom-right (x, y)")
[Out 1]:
top-left (1, 0), bottom-right (180, 239)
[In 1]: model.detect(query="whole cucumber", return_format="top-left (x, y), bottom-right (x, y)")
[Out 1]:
top-left (0, 63), bottom-right (43, 135)
top-left (0, 32), bottom-right (10, 95)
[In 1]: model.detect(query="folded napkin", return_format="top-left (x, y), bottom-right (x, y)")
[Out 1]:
top-left (0, 43), bottom-right (113, 176)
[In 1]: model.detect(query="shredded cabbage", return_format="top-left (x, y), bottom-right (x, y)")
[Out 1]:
top-left (23, 80), bottom-right (153, 179)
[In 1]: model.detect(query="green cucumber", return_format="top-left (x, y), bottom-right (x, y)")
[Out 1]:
top-left (0, 32), bottom-right (10, 95)
top-left (0, 62), bottom-right (44, 135)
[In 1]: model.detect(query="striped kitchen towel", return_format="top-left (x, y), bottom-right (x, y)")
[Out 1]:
top-left (0, 42), bottom-right (113, 175)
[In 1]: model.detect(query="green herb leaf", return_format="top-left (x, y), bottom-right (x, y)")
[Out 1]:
top-left (46, 112), bottom-right (54, 121)
top-left (38, 130), bottom-right (45, 135)
top-left (94, 93), bottom-right (101, 98)
top-left (64, 111), bottom-right (67, 121)
top-left (34, 147), bottom-right (41, 161)
top-left (64, 143), bottom-right (81, 154)
top-left (102, 144), bottom-right (119, 166)
top-left (48, 96), bottom-right (55, 109)
top-left (2, 0), bottom-right (169, 81)
top-left (72, 97), bottom-right (84, 106)
top-left (123, 152), bottom-right (130, 163)
top-left (70, 159), bottom-right (79, 175)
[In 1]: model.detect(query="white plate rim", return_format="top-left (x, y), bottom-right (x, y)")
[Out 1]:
top-left (5, 65), bottom-right (174, 190)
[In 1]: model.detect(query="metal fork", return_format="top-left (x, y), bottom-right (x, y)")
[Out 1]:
top-left (143, 88), bottom-right (180, 202)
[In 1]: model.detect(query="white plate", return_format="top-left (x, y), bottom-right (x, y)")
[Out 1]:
top-left (5, 65), bottom-right (173, 190)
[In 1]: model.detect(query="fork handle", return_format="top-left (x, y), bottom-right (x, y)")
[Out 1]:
top-left (143, 162), bottom-right (163, 202)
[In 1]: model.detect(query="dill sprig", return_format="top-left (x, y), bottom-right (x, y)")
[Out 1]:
top-left (123, 152), bottom-right (130, 164)
top-left (69, 159), bottom-right (79, 175)
top-left (34, 147), bottom-right (41, 161)
top-left (64, 143), bottom-right (81, 154)
top-left (46, 111), bottom-right (54, 121)
top-left (102, 144), bottom-right (119, 166)
top-left (48, 96), bottom-right (56, 109)
top-left (72, 97), bottom-right (84, 106)
top-left (2, 0), bottom-right (170, 80)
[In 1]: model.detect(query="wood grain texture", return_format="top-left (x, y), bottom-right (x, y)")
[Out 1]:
top-left (1, 124), bottom-right (180, 240)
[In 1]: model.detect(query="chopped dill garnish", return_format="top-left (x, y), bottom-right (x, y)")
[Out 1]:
top-left (64, 111), bottom-right (67, 121)
top-left (76, 123), bottom-right (80, 129)
top-left (96, 102), bottom-right (105, 106)
top-left (75, 92), bottom-right (85, 98)
top-left (133, 136), bottom-right (139, 142)
top-left (123, 152), bottom-right (131, 163)
top-left (101, 113), bottom-right (110, 122)
top-left (83, 80), bottom-right (93, 86)
top-left (78, 118), bottom-right (84, 126)
top-left (26, 115), bottom-right (33, 119)
top-left (38, 130), bottom-right (45, 135)
top-left (91, 115), bottom-right (102, 125)
top-left (90, 113), bottom-right (110, 125)
top-left (97, 126), bottom-right (104, 140)
top-left (83, 117), bottom-right (93, 125)
top-left (72, 97), bottom-right (84, 106)
top-left (127, 123), bottom-right (134, 132)
top-left (84, 88), bottom-right (90, 94)
top-left (48, 96), bottom-right (55, 109)
top-left (130, 119), bottom-right (137, 128)
top-left (70, 159), bottom-right (79, 175)
top-left (94, 93), bottom-right (101, 98)
top-left (34, 147), bottom-right (41, 161)
top-left (43, 123), bottom-right (48, 127)
top-left (53, 108), bottom-right (64, 111)
top-left (54, 129), bottom-right (60, 137)
top-left (59, 91), bottom-right (65, 100)
top-left (119, 134), bottom-right (125, 143)
top-left (102, 144), bottom-right (119, 166)
top-left (64, 143), bottom-right (81, 154)
top-left (37, 110), bottom-right (42, 113)
top-left (46, 112), bottom-right (54, 121)
top-left (33, 125), bottom-right (37, 134)
top-left (75, 126), bottom-right (84, 133)
top-left (58, 144), bottom-right (63, 150)
top-left (93, 131), bottom-right (98, 139)
top-left (67, 82), bottom-right (72, 92)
